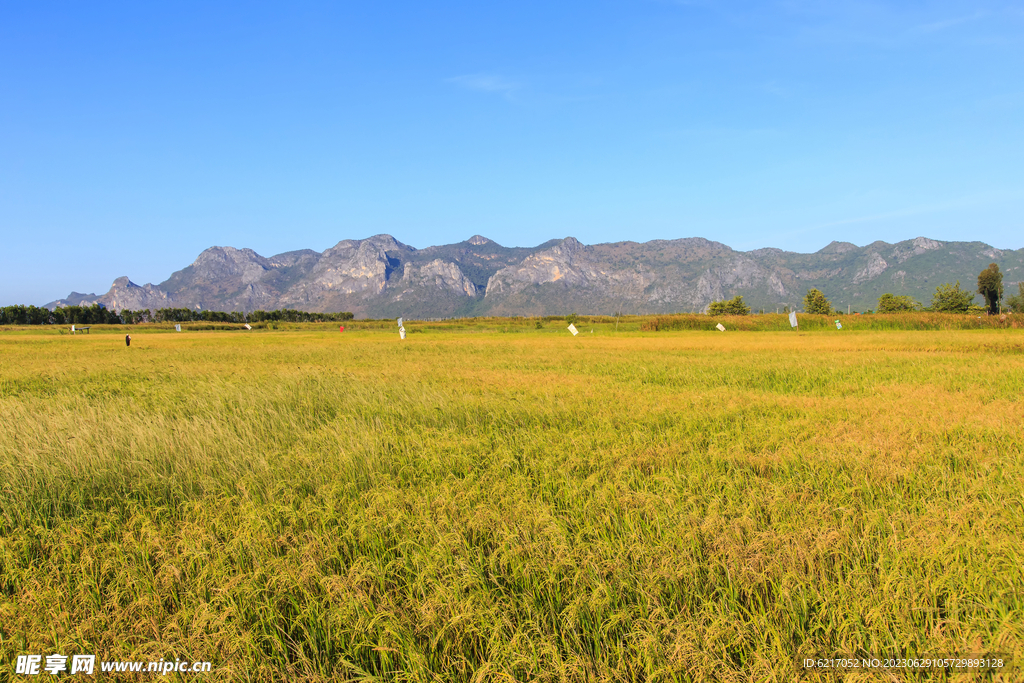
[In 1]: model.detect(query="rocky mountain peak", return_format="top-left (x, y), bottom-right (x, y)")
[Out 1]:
top-left (189, 247), bottom-right (269, 286)
top-left (45, 234), bottom-right (1020, 318)
top-left (819, 241), bottom-right (858, 254)
top-left (111, 276), bottom-right (136, 288)
top-left (193, 246), bottom-right (260, 265)
top-left (364, 234), bottom-right (410, 252)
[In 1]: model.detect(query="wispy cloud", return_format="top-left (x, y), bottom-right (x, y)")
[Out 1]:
top-left (655, 126), bottom-right (783, 141)
top-left (447, 74), bottom-right (520, 100)
top-left (809, 204), bottom-right (948, 230)
top-left (746, 190), bottom-right (1021, 250)
top-left (655, 0), bottom-right (716, 6)
top-left (692, 3), bottom-right (1005, 49)
top-left (759, 80), bottom-right (790, 96)
top-left (911, 12), bottom-right (986, 34)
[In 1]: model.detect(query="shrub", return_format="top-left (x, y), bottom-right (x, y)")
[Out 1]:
top-left (930, 281), bottom-right (975, 313)
top-left (707, 296), bottom-right (751, 316)
top-left (877, 293), bottom-right (920, 313)
top-left (1006, 282), bottom-right (1024, 313)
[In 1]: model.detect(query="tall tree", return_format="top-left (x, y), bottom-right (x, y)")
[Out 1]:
top-left (803, 289), bottom-right (833, 315)
top-left (977, 263), bottom-right (1003, 315)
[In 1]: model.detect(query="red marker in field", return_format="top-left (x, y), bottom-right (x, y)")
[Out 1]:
top-left (339, 325), bottom-right (345, 332)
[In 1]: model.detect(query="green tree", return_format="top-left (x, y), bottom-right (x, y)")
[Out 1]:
top-left (1005, 282), bottom-right (1024, 314)
top-left (877, 293), bottom-right (920, 313)
top-left (803, 289), bottom-right (833, 315)
top-left (707, 295), bottom-right (751, 315)
top-left (930, 281), bottom-right (975, 313)
top-left (977, 263), bottom-right (1003, 314)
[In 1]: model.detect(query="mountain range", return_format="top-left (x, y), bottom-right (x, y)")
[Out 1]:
top-left (47, 235), bottom-right (1024, 318)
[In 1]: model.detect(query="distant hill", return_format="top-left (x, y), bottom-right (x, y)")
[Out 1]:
top-left (46, 235), bottom-right (1024, 318)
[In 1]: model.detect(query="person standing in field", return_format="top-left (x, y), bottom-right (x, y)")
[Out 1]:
top-left (125, 334), bottom-right (131, 347)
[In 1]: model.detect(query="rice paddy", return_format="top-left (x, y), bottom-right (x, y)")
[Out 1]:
top-left (1, 321), bottom-right (1022, 681)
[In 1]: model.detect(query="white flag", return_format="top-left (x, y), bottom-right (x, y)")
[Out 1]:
top-left (399, 327), bottom-right (406, 339)
top-left (175, 324), bottom-right (181, 332)
top-left (567, 324), bottom-right (578, 336)
top-left (397, 317), bottom-right (403, 327)
top-left (789, 311), bottom-right (798, 328)
top-left (244, 323), bottom-right (252, 330)
top-left (716, 323), bottom-right (726, 332)
top-left (71, 325), bottom-right (75, 332)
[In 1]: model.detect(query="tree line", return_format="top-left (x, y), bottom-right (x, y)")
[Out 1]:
top-left (150, 308), bottom-right (354, 323)
top-left (707, 263), bottom-right (1023, 316)
top-left (0, 304), bottom-right (354, 326)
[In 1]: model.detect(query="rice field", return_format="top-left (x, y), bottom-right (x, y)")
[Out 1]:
top-left (1, 322), bottom-right (1023, 681)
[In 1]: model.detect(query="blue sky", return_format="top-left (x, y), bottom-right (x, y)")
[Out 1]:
top-left (2, 0), bottom-right (1022, 305)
